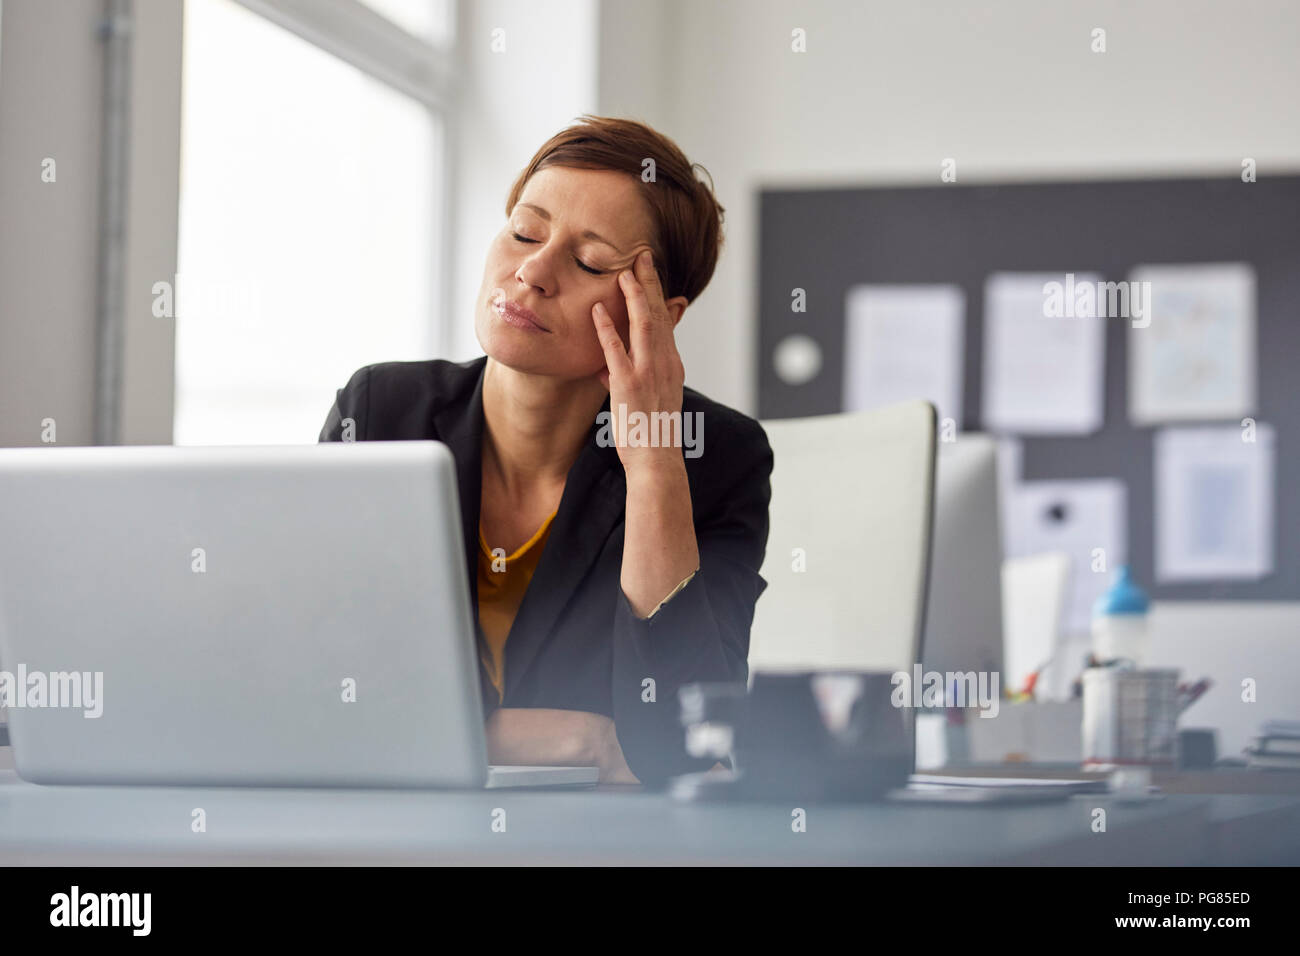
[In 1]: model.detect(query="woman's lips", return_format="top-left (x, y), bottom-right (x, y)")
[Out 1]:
top-left (494, 298), bottom-right (550, 333)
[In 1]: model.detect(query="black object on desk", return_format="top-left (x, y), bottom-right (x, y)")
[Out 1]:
top-left (1179, 728), bottom-right (1218, 769)
top-left (673, 671), bottom-right (911, 803)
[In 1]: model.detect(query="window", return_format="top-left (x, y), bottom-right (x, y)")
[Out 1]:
top-left (175, 0), bottom-right (451, 445)
top-left (359, 0), bottom-right (454, 46)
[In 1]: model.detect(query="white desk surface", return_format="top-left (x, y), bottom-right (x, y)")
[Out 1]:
top-left (0, 766), bottom-right (1230, 866)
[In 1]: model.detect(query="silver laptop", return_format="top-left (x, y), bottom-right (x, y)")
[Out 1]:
top-left (0, 441), bottom-right (597, 790)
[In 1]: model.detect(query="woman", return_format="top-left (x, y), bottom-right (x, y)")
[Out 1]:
top-left (320, 116), bottom-right (773, 787)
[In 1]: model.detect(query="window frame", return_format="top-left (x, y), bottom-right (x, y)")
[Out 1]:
top-left (170, 0), bottom-right (461, 446)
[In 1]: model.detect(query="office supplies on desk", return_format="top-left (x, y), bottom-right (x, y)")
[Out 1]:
top-left (1002, 550), bottom-right (1069, 698)
top-left (911, 774), bottom-right (1107, 794)
top-left (676, 675), bottom-right (1101, 805)
top-left (1178, 678), bottom-right (1211, 714)
top-left (964, 699), bottom-right (1084, 764)
top-left (1244, 719), bottom-right (1300, 771)
top-left (1178, 728), bottom-right (1218, 769)
top-left (1107, 766), bottom-right (1165, 803)
top-left (1082, 667), bottom-right (1181, 768)
top-left (887, 783), bottom-right (1071, 805)
top-left (896, 768), bottom-right (1164, 806)
top-left (672, 671), bottom-right (911, 803)
top-left (1091, 565), bottom-right (1150, 666)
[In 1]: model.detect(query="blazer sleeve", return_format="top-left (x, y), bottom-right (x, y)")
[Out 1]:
top-left (318, 365), bottom-right (371, 442)
top-left (610, 418), bottom-right (774, 787)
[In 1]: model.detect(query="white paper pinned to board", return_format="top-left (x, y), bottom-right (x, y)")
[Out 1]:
top-left (982, 272), bottom-right (1106, 435)
top-left (1155, 424), bottom-right (1275, 581)
top-left (1128, 262), bottom-right (1257, 424)
top-left (843, 284), bottom-right (965, 428)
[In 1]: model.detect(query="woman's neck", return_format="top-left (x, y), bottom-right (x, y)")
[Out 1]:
top-left (480, 357), bottom-right (608, 499)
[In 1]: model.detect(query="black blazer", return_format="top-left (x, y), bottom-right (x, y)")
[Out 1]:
top-left (318, 355), bottom-right (773, 785)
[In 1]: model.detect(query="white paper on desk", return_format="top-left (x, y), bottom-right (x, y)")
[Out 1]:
top-left (1001, 550), bottom-right (1071, 697)
top-left (1001, 479), bottom-right (1127, 636)
top-left (1128, 262), bottom-right (1257, 424)
top-left (843, 284), bottom-right (964, 427)
top-left (1155, 424), bottom-right (1274, 581)
top-left (981, 272), bottom-right (1106, 434)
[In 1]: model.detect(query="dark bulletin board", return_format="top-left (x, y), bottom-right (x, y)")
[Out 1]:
top-left (757, 175), bottom-right (1300, 600)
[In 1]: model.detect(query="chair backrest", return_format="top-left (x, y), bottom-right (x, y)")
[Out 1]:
top-left (750, 400), bottom-right (937, 674)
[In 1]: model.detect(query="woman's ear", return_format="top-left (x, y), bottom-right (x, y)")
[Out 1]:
top-left (666, 296), bottom-right (689, 329)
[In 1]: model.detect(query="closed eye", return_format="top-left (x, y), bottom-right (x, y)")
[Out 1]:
top-left (512, 232), bottom-right (606, 276)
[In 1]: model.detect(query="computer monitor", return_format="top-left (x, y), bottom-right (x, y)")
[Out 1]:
top-left (919, 433), bottom-right (1005, 679)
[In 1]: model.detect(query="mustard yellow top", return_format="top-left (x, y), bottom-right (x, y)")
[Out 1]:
top-left (476, 509), bottom-right (559, 704)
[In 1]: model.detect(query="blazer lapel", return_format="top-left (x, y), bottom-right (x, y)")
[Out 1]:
top-left (433, 360), bottom-right (488, 625)
top-left (503, 423), bottom-right (625, 698)
top-left (434, 360), bottom-right (626, 700)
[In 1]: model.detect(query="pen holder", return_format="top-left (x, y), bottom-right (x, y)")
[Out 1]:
top-left (1082, 667), bottom-right (1180, 769)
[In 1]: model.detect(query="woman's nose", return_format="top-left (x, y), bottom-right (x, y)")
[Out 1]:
top-left (514, 248), bottom-right (556, 296)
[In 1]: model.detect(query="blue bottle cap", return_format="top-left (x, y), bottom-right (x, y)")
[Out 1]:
top-left (1093, 565), bottom-right (1149, 617)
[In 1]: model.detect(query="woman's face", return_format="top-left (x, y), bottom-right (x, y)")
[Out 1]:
top-left (475, 165), bottom-right (659, 381)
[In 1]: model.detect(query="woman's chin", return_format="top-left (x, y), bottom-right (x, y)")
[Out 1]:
top-left (483, 347), bottom-right (606, 386)
top-left (477, 318), bottom-right (535, 363)
top-left (480, 338), bottom-right (564, 378)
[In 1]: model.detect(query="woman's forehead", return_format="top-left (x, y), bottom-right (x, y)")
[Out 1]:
top-left (518, 167), bottom-right (654, 234)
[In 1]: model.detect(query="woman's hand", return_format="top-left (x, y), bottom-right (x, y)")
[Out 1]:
top-left (485, 708), bottom-right (641, 785)
top-left (592, 251), bottom-right (702, 619)
top-left (591, 250), bottom-right (687, 479)
top-left (591, 717), bottom-right (641, 785)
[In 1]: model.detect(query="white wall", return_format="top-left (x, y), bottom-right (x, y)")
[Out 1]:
top-left (0, 0), bottom-right (104, 447)
top-left (0, 0), bottom-right (181, 448)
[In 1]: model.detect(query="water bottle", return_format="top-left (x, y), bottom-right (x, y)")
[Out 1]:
top-left (1091, 565), bottom-right (1150, 667)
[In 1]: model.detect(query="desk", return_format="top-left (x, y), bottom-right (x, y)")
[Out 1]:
top-left (5, 742), bottom-right (1299, 865)
top-left (937, 762), bottom-right (1300, 866)
top-left (0, 767), bottom-right (1259, 866)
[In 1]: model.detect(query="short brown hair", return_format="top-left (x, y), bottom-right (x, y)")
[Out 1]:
top-left (505, 115), bottom-right (725, 305)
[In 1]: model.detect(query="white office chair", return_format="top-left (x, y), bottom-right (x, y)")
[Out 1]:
top-left (750, 400), bottom-right (937, 674)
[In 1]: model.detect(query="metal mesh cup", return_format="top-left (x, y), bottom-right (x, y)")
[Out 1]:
top-left (1082, 667), bottom-right (1181, 768)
